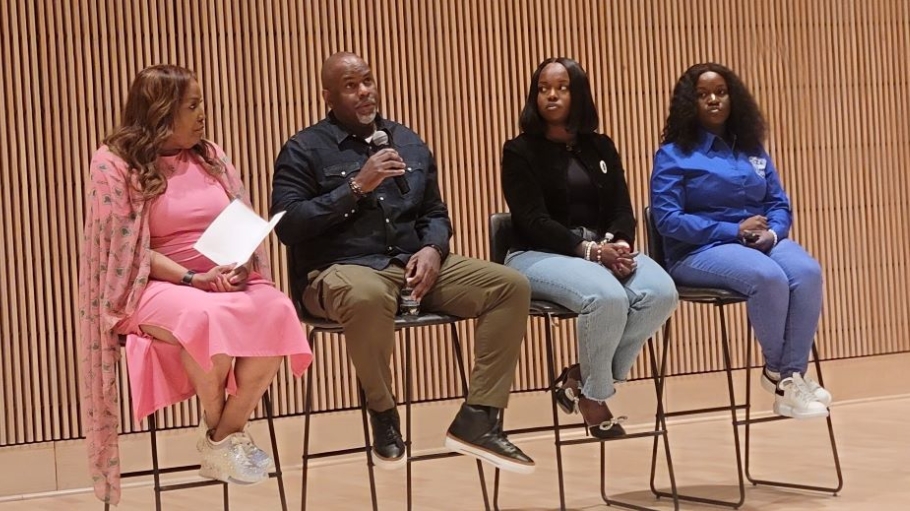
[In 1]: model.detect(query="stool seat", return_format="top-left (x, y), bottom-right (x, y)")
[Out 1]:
top-left (529, 300), bottom-right (575, 317)
top-left (301, 312), bottom-right (462, 333)
top-left (676, 286), bottom-right (747, 304)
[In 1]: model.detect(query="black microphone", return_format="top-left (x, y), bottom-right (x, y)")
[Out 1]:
top-left (372, 129), bottom-right (409, 194)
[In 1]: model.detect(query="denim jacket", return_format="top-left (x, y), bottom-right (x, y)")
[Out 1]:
top-left (272, 113), bottom-right (452, 285)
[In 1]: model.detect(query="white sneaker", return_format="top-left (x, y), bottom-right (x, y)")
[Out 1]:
top-left (773, 374), bottom-right (829, 419)
top-left (199, 432), bottom-right (269, 485)
top-left (800, 374), bottom-right (832, 406)
top-left (761, 367), bottom-right (832, 406)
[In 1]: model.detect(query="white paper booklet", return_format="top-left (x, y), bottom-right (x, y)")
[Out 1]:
top-left (193, 199), bottom-right (286, 266)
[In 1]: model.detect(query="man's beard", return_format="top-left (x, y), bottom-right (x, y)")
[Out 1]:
top-left (357, 108), bottom-right (377, 125)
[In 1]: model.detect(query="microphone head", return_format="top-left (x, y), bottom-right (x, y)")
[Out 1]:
top-left (372, 130), bottom-right (390, 147)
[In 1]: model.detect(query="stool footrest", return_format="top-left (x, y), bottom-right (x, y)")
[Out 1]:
top-left (303, 446), bottom-right (371, 460)
top-left (409, 451), bottom-right (463, 463)
top-left (663, 403), bottom-right (747, 418)
top-left (559, 429), bottom-right (665, 446)
top-left (160, 479), bottom-right (227, 493)
top-left (120, 464), bottom-right (201, 480)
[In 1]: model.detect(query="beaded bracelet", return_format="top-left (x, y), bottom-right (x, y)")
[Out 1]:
top-left (348, 177), bottom-right (368, 199)
top-left (770, 229), bottom-right (779, 247)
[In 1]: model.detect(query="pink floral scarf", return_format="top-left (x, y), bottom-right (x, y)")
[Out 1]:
top-left (78, 144), bottom-right (268, 504)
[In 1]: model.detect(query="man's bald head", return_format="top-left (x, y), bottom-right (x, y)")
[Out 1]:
top-left (321, 52), bottom-right (367, 90)
top-left (320, 52), bottom-right (379, 137)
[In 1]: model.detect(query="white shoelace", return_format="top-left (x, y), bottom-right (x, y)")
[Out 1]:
top-left (788, 374), bottom-right (818, 404)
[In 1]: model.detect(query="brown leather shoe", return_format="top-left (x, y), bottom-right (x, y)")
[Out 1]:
top-left (577, 396), bottom-right (627, 439)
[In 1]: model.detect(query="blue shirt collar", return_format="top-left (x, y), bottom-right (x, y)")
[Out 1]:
top-left (697, 129), bottom-right (735, 154)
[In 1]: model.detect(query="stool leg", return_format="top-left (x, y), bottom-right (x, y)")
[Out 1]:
top-left (544, 314), bottom-right (568, 511)
top-left (301, 347), bottom-right (315, 511)
top-left (358, 382), bottom-right (380, 511)
top-left (649, 321), bottom-right (674, 498)
top-left (646, 334), bottom-right (679, 510)
top-left (448, 322), bottom-right (491, 511)
top-left (719, 305), bottom-right (747, 508)
top-left (263, 390), bottom-right (288, 511)
top-left (405, 328), bottom-right (414, 511)
top-left (744, 321), bottom-right (756, 485)
top-left (813, 344), bottom-right (845, 494)
top-left (149, 414), bottom-right (163, 511)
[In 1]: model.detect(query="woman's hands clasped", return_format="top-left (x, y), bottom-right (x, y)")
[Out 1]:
top-left (605, 242), bottom-right (637, 280)
top-left (583, 241), bottom-right (638, 280)
top-left (191, 263), bottom-right (251, 292)
top-left (738, 215), bottom-right (775, 253)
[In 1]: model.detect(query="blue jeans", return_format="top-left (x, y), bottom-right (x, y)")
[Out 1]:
top-left (505, 251), bottom-right (678, 401)
top-left (669, 240), bottom-right (823, 377)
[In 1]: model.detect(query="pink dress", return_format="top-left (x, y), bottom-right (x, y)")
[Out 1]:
top-left (116, 150), bottom-right (311, 420)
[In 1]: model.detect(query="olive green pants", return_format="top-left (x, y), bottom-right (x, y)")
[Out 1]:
top-left (303, 254), bottom-right (530, 412)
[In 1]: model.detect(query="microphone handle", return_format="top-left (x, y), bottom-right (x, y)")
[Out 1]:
top-left (394, 174), bottom-right (410, 194)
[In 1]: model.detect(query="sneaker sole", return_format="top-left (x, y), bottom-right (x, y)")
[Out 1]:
top-left (199, 466), bottom-right (268, 485)
top-left (372, 452), bottom-right (406, 471)
top-left (444, 434), bottom-right (535, 475)
top-left (773, 402), bottom-right (829, 420)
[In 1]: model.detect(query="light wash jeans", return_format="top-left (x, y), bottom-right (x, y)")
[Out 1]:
top-left (669, 239), bottom-right (823, 377)
top-left (505, 251), bottom-right (678, 401)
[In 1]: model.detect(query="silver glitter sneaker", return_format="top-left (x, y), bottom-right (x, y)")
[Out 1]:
top-left (196, 416), bottom-right (273, 470)
top-left (199, 432), bottom-right (269, 485)
top-left (238, 428), bottom-right (274, 470)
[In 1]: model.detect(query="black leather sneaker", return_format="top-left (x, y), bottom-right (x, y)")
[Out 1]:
top-left (444, 403), bottom-right (535, 474)
top-left (369, 407), bottom-right (406, 470)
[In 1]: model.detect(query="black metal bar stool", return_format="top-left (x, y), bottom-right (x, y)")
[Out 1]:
top-left (106, 336), bottom-right (287, 511)
top-left (643, 206), bottom-right (843, 509)
top-left (487, 212), bottom-right (679, 511)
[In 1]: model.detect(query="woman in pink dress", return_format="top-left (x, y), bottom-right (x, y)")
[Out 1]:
top-left (79, 65), bottom-right (311, 505)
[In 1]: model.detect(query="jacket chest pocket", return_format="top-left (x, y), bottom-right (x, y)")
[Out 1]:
top-left (322, 161), bottom-right (362, 191)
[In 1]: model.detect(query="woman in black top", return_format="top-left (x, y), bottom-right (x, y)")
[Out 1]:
top-left (501, 57), bottom-right (678, 438)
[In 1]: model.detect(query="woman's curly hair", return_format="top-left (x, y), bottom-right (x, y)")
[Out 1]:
top-left (104, 65), bottom-right (221, 200)
top-left (660, 63), bottom-right (767, 153)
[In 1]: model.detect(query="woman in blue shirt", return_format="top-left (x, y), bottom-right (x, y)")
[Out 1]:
top-left (651, 63), bottom-right (831, 419)
top-left (502, 58), bottom-right (678, 438)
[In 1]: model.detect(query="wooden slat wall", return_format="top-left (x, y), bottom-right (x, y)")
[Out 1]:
top-left (0, 0), bottom-right (907, 446)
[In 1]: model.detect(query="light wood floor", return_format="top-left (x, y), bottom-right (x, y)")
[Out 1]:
top-left (2, 396), bottom-right (908, 510)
